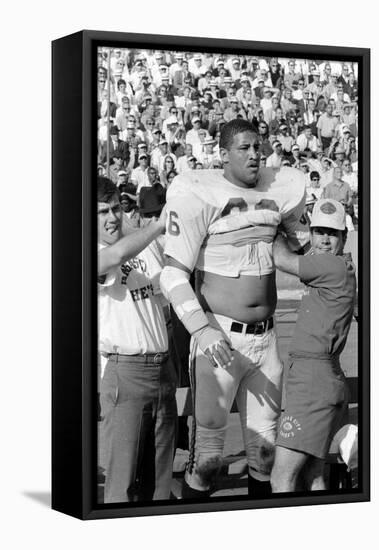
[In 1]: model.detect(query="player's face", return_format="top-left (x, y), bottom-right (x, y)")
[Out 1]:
top-left (222, 131), bottom-right (261, 188)
top-left (311, 227), bottom-right (344, 256)
top-left (98, 194), bottom-right (122, 245)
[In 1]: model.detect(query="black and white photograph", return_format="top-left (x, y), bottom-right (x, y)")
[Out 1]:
top-left (95, 38), bottom-right (368, 512)
top-left (4, 0), bottom-right (378, 546)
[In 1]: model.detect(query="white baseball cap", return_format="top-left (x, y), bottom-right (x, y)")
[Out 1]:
top-left (310, 199), bottom-right (346, 230)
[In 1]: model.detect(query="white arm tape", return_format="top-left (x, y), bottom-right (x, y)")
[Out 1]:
top-left (160, 266), bottom-right (209, 335)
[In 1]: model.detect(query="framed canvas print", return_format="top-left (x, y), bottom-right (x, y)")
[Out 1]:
top-left (52, 30), bottom-right (370, 520)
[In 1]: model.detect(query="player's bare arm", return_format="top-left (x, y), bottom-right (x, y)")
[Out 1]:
top-left (273, 234), bottom-right (300, 276)
top-left (161, 255), bottom-right (234, 370)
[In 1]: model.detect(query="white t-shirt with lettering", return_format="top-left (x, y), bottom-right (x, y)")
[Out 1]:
top-left (98, 242), bottom-right (168, 356)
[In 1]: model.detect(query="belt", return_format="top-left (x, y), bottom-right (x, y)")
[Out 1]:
top-left (108, 352), bottom-right (169, 365)
top-left (230, 317), bottom-right (274, 335)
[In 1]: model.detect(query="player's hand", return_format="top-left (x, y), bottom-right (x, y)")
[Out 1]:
top-left (194, 326), bottom-right (234, 369)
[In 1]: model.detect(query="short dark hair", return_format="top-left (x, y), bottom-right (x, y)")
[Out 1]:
top-left (310, 171), bottom-right (320, 180)
top-left (117, 79), bottom-right (127, 89)
top-left (219, 119), bottom-right (257, 150)
top-left (97, 176), bottom-right (120, 203)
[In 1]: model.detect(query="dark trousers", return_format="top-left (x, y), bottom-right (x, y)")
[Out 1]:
top-left (99, 354), bottom-right (177, 503)
top-left (320, 136), bottom-right (332, 152)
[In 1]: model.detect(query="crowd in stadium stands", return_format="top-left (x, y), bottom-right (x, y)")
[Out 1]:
top-left (97, 48), bottom-right (358, 226)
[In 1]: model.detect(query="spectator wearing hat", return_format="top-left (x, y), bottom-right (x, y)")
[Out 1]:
top-left (226, 57), bottom-right (241, 80)
top-left (296, 125), bottom-right (319, 153)
top-left (155, 139), bottom-right (177, 173)
top-left (120, 122), bottom-right (143, 165)
top-left (116, 170), bottom-right (129, 189)
top-left (169, 52), bottom-right (185, 80)
top-left (138, 182), bottom-right (166, 222)
top-left (266, 140), bottom-right (284, 169)
top-left (192, 127), bottom-right (210, 159)
top-left (218, 76), bottom-right (235, 103)
top-left (199, 137), bottom-right (220, 168)
top-left (306, 70), bottom-right (322, 97)
top-left (283, 59), bottom-right (302, 88)
top-left (253, 76), bottom-right (267, 100)
top-left (115, 96), bottom-right (134, 131)
top-left (330, 143), bottom-right (346, 166)
top-left (99, 125), bottom-right (130, 166)
top-left (289, 144), bottom-right (301, 168)
top-left (260, 87), bottom-right (275, 114)
top-left (223, 97), bottom-right (247, 122)
top-left (160, 73), bottom-right (178, 99)
top-left (185, 116), bottom-right (209, 150)
top-left (131, 151), bottom-right (151, 194)
top-left (188, 54), bottom-right (207, 83)
top-left (322, 166), bottom-right (353, 207)
top-left (295, 87), bottom-right (313, 117)
top-left (317, 103), bottom-right (339, 152)
top-left (277, 124), bottom-right (295, 155)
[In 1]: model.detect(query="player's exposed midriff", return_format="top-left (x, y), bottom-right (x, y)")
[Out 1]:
top-left (196, 269), bottom-right (277, 324)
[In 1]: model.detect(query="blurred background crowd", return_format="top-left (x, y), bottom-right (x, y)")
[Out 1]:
top-left (97, 47), bottom-right (358, 227)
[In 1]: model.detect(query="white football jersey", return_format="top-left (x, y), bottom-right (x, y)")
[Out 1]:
top-left (164, 168), bottom-right (306, 277)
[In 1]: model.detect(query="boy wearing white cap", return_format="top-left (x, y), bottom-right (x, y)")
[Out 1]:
top-left (271, 198), bottom-right (356, 493)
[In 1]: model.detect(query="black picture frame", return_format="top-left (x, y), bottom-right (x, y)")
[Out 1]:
top-left (52, 30), bottom-right (370, 520)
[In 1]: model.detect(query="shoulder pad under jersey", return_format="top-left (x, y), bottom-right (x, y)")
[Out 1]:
top-left (258, 167), bottom-right (306, 215)
top-left (167, 170), bottom-right (230, 208)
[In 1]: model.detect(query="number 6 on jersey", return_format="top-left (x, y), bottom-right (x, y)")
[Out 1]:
top-left (168, 210), bottom-right (180, 236)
